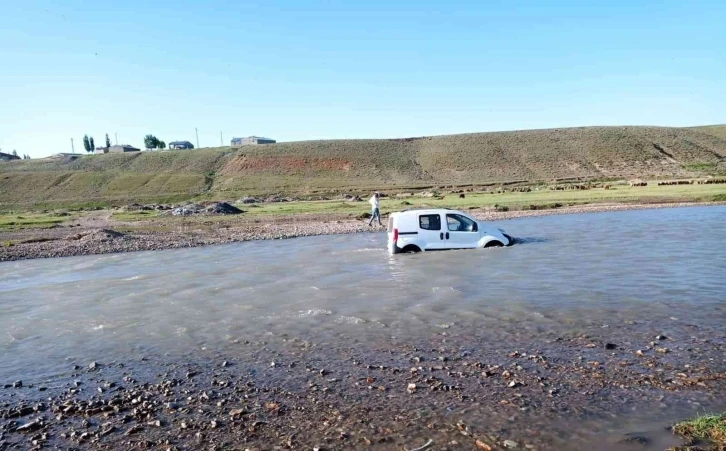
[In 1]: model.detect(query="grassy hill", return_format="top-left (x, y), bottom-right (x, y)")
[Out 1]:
top-left (692, 124), bottom-right (726, 141)
top-left (2, 125), bottom-right (725, 208)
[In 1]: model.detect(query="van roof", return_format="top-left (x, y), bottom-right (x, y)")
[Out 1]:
top-left (392, 208), bottom-right (461, 216)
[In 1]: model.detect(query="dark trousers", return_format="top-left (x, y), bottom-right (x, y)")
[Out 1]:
top-left (368, 207), bottom-right (382, 226)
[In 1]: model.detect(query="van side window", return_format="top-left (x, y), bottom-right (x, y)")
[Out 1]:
top-left (419, 214), bottom-right (441, 230)
top-left (446, 214), bottom-right (477, 232)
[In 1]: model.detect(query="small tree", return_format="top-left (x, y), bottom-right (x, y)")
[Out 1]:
top-left (89, 137), bottom-right (95, 153)
top-left (158, 140), bottom-right (166, 150)
top-left (12, 149), bottom-right (18, 157)
top-left (83, 135), bottom-right (91, 154)
top-left (144, 134), bottom-right (159, 150)
top-left (105, 133), bottom-right (111, 148)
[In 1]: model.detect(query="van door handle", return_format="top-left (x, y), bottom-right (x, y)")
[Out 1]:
top-left (440, 232), bottom-right (444, 240)
top-left (445, 232), bottom-right (450, 239)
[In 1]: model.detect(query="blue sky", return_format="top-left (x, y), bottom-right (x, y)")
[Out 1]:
top-left (1, 0), bottom-right (724, 157)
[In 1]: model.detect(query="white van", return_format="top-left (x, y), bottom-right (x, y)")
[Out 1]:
top-left (387, 209), bottom-right (513, 254)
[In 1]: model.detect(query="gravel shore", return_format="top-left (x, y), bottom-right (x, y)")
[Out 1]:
top-left (1, 202), bottom-right (722, 262)
top-left (2, 326), bottom-right (724, 450)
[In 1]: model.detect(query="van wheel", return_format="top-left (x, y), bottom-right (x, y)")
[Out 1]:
top-left (401, 245), bottom-right (422, 253)
top-left (484, 240), bottom-right (504, 248)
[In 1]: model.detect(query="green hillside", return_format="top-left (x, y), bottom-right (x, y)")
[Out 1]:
top-left (2, 125), bottom-right (725, 208)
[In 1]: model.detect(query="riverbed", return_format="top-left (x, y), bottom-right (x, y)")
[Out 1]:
top-left (1, 206), bottom-right (725, 450)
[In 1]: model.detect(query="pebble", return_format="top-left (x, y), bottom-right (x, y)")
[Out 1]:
top-left (13, 380), bottom-right (22, 388)
top-left (504, 439), bottom-right (519, 448)
top-left (229, 408), bottom-right (246, 417)
top-left (407, 383), bottom-right (417, 394)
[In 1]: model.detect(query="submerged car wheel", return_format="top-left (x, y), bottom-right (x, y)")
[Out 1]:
top-left (401, 245), bottom-right (421, 253)
top-left (484, 240), bottom-right (504, 248)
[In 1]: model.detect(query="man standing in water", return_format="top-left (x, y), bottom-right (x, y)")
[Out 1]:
top-left (368, 191), bottom-right (382, 226)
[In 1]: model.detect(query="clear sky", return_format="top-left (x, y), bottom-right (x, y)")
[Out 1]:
top-left (1, 0), bottom-right (724, 157)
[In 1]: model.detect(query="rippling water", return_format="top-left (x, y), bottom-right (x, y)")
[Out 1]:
top-left (1, 206), bottom-right (725, 383)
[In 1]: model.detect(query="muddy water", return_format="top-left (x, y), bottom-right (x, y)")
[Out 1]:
top-left (1, 206), bottom-right (725, 449)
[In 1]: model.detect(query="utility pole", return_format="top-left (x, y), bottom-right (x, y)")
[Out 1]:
top-left (71, 138), bottom-right (75, 153)
top-left (114, 133), bottom-right (118, 145)
top-left (220, 131), bottom-right (223, 146)
top-left (195, 128), bottom-right (199, 148)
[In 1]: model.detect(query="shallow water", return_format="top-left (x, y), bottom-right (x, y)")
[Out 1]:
top-left (1, 206), bottom-right (725, 448)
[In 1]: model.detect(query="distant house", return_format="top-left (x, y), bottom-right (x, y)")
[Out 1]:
top-left (107, 145), bottom-right (141, 153)
top-left (231, 136), bottom-right (276, 146)
top-left (169, 141), bottom-right (194, 150)
top-left (0, 152), bottom-right (21, 161)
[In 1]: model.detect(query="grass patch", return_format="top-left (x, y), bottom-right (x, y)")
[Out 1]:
top-left (0, 213), bottom-right (71, 230)
top-left (712, 193), bottom-right (726, 202)
top-left (672, 412), bottom-right (726, 447)
top-left (683, 162), bottom-right (717, 171)
top-left (111, 210), bottom-right (160, 221)
top-left (241, 184), bottom-right (726, 217)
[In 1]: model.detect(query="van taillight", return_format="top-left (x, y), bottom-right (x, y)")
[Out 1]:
top-left (393, 228), bottom-right (399, 243)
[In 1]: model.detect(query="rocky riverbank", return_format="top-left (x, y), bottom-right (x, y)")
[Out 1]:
top-left (1, 327), bottom-right (724, 450)
top-left (0, 202), bottom-right (722, 262)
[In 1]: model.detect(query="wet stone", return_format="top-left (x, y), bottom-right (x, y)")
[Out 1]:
top-left (619, 433), bottom-right (650, 446)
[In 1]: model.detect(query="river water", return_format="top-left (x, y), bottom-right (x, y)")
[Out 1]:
top-left (1, 206), bottom-right (725, 449)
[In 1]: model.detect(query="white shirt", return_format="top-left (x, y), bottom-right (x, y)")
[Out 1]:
top-left (369, 195), bottom-right (380, 209)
